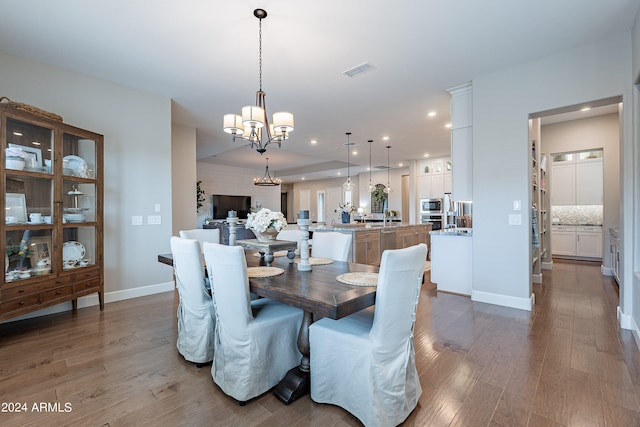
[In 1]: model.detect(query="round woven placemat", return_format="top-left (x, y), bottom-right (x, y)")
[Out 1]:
top-left (293, 257), bottom-right (334, 265)
top-left (247, 266), bottom-right (285, 278)
top-left (336, 272), bottom-right (379, 287)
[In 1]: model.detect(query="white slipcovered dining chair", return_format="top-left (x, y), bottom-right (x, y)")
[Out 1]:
top-left (179, 228), bottom-right (220, 250)
top-left (309, 243), bottom-right (428, 427)
top-left (276, 227), bottom-right (303, 255)
top-left (310, 231), bottom-right (352, 262)
top-left (202, 242), bottom-right (304, 403)
top-left (169, 236), bottom-right (216, 364)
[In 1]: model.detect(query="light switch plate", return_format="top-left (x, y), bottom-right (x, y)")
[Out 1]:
top-left (132, 215), bottom-right (143, 226)
top-left (147, 215), bottom-right (161, 225)
top-left (513, 200), bottom-right (521, 211)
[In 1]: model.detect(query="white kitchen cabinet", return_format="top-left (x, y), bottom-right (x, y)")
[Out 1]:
top-left (552, 226), bottom-right (577, 256)
top-left (418, 175), bottom-right (431, 199)
top-left (448, 83), bottom-right (472, 202)
top-left (417, 157), bottom-right (449, 199)
top-left (551, 163), bottom-right (576, 205)
top-left (576, 226), bottom-right (602, 258)
top-left (576, 160), bottom-right (603, 204)
top-left (551, 153), bottom-right (602, 206)
top-left (551, 225), bottom-right (602, 259)
top-left (444, 172), bottom-right (452, 194)
top-left (430, 231), bottom-right (472, 295)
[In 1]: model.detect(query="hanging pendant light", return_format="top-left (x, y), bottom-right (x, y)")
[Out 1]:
top-left (384, 145), bottom-right (392, 194)
top-left (223, 9), bottom-right (294, 154)
top-left (342, 132), bottom-right (355, 192)
top-left (254, 157), bottom-right (281, 186)
top-left (368, 139), bottom-right (373, 193)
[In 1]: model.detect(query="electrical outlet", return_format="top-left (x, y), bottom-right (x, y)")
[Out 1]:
top-left (147, 215), bottom-right (161, 225)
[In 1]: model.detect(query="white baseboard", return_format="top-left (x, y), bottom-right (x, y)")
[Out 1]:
top-left (1, 281), bottom-right (175, 324)
top-left (542, 261), bottom-right (553, 270)
top-left (619, 306), bottom-right (640, 351)
top-left (532, 273), bottom-right (542, 284)
top-left (601, 265), bottom-right (613, 276)
top-left (471, 290), bottom-right (534, 311)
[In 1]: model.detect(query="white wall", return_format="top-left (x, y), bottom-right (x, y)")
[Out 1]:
top-left (290, 168), bottom-right (409, 224)
top-left (0, 52), bottom-right (174, 310)
top-left (631, 10), bottom-right (640, 341)
top-left (634, 7), bottom-right (640, 82)
top-left (471, 33), bottom-right (633, 312)
top-left (293, 176), bottom-right (360, 224)
top-left (171, 123), bottom-right (197, 235)
top-left (357, 168), bottom-right (408, 218)
top-left (542, 113), bottom-right (620, 269)
top-left (196, 162), bottom-right (281, 223)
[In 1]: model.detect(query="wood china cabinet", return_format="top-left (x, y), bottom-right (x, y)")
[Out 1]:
top-left (0, 104), bottom-right (103, 321)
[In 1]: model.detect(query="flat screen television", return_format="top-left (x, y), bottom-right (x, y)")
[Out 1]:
top-left (211, 195), bottom-right (252, 220)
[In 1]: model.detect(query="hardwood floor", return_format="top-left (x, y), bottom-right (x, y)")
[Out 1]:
top-left (1, 259), bottom-right (639, 426)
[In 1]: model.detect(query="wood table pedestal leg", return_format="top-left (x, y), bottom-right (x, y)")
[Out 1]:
top-left (273, 310), bottom-right (312, 404)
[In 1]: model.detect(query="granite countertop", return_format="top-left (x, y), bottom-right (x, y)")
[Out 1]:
top-left (551, 223), bottom-right (603, 227)
top-left (430, 228), bottom-right (473, 237)
top-left (311, 222), bottom-right (417, 232)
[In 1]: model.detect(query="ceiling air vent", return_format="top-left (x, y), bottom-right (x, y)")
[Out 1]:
top-left (343, 62), bottom-right (375, 78)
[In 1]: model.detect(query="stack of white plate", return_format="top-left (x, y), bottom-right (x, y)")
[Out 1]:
top-left (63, 213), bottom-right (86, 222)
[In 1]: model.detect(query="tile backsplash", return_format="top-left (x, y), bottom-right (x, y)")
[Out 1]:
top-left (551, 205), bottom-right (603, 225)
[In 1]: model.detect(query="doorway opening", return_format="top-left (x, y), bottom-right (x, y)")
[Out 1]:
top-left (529, 96), bottom-right (621, 288)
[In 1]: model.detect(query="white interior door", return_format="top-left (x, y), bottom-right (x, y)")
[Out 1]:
top-left (317, 190), bottom-right (325, 222)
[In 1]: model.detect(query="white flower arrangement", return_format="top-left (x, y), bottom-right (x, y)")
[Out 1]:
top-left (245, 208), bottom-right (287, 233)
top-left (335, 202), bottom-right (356, 214)
top-left (5, 146), bottom-right (27, 159)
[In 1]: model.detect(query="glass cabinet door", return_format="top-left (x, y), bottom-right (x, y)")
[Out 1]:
top-left (60, 132), bottom-right (98, 270)
top-left (4, 118), bottom-right (55, 280)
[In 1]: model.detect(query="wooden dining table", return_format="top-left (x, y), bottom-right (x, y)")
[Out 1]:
top-left (157, 250), bottom-right (378, 404)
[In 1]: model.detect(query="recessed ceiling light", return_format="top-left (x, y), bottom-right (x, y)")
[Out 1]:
top-left (581, 107), bottom-right (591, 112)
top-left (423, 153), bottom-right (430, 157)
top-left (427, 111), bottom-right (436, 117)
top-left (352, 150), bottom-right (358, 155)
top-left (382, 136), bottom-right (389, 141)
top-left (445, 123), bottom-right (452, 128)
top-left (366, 167), bottom-right (370, 171)
top-left (12, 132), bottom-right (22, 136)
top-left (337, 172), bottom-right (342, 176)
top-left (398, 163), bottom-right (403, 167)
top-left (310, 139), bottom-right (317, 144)
top-left (301, 177), bottom-right (305, 180)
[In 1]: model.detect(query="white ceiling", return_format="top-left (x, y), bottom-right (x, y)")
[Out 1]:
top-left (0, 1), bottom-right (638, 183)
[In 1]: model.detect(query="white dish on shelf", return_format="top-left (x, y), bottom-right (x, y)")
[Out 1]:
top-left (63, 155), bottom-right (88, 178)
top-left (63, 241), bottom-right (85, 262)
top-left (63, 213), bottom-right (86, 222)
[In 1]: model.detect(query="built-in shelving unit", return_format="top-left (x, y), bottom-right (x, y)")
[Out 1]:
top-left (530, 118), bottom-right (547, 284)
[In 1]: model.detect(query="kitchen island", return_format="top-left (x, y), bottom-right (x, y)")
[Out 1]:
top-left (311, 223), bottom-right (432, 265)
top-left (429, 228), bottom-right (472, 295)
